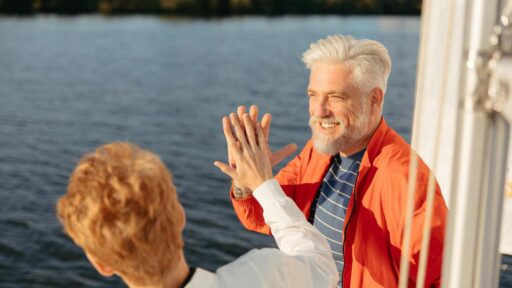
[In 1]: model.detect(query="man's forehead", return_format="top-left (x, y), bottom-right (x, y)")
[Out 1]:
top-left (308, 67), bottom-right (356, 88)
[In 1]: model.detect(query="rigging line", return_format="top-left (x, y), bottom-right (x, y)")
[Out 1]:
top-left (416, 0), bottom-right (460, 285)
top-left (398, 0), bottom-right (434, 286)
top-left (399, 147), bottom-right (420, 288)
top-left (400, 0), bottom-right (457, 285)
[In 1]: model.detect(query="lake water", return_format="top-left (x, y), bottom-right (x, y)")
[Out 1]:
top-left (0, 15), bottom-right (510, 287)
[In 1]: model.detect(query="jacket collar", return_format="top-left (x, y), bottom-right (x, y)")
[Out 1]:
top-left (360, 117), bottom-right (389, 169)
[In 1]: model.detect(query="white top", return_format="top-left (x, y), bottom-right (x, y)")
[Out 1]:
top-left (185, 179), bottom-right (339, 288)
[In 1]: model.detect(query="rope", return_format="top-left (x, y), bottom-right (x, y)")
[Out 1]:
top-left (415, 0), bottom-right (458, 284)
top-left (397, 0), bottom-right (432, 284)
top-left (399, 0), bottom-right (456, 285)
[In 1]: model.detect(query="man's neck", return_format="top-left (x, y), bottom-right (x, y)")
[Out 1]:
top-left (338, 135), bottom-right (370, 158)
top-left (339, 118), bottom-right (380, 158)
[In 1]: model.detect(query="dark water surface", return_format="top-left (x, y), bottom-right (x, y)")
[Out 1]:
top-left (0, 15), bottom-right (510, 287)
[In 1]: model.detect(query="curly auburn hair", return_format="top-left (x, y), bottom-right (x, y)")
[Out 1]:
top-left (57, 142), bottom-right (184, 286)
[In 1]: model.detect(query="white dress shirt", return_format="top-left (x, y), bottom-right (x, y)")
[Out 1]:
top-left (185, 179), bottom-right (339, 288)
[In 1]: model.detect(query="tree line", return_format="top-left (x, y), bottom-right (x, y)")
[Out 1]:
top-left (0, 0), bottom-right (421, 16)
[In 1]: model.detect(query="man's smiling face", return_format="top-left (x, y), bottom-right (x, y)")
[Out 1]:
top-left (307, 61), bottom-right (371, 156)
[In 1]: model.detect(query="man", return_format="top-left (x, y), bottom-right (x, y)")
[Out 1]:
top-left (226, 35), bottom-right (448, 287)
top-left (57, 137), bottom-right (338, 287)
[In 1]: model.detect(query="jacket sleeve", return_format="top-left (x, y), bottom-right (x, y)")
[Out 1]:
top-left (230, 146), bottom-right (303, 235)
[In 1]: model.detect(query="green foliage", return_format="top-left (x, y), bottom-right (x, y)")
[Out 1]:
top-left (37, 0), bottom-right (99, 14)
top-left (0, 0), bottom-right (422, 15)
top-left (99, 0), bottom-right (161, 14)
top-left (0, 0), bottom-right (34, 14)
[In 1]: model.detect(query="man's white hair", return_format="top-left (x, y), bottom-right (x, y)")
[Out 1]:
top-left (302, 34), bottom-right (392, 95)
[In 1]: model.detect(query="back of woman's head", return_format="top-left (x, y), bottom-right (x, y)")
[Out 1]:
top-left (57, 141), bottom-right (184, 286)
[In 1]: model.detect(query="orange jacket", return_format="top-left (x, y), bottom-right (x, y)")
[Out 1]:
top-left (231, 118), bottom-right (448, 288)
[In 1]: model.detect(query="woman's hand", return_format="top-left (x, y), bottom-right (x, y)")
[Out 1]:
top-left (215, 113), bottom-right (273, 192)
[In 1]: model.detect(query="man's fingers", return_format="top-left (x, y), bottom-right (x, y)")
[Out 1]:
top-left (271, 143), bottom-right (298, 166)
top-left (237, 106), bottom-right (247, 130)
top-left (261, 113), bottom-right (272, 139)
top-left (230, 113), bottom-right (249, 149)
top-left (256, 122), bottom-right (266, 150)
top-left (237, 106), bottom-right (246, 118)
top-left (243, 114), bottom-right (257, 149)
top-left (249, 105), bottom-right (258, 130)
top-left (214, 161), bottom-right (237, 180)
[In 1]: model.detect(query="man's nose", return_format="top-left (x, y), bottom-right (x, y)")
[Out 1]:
top-left (313, 97), bottom-right (330, 118)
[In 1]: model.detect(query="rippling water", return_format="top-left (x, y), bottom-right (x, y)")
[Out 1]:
top-left (0, 15), bottom-right (510, 287)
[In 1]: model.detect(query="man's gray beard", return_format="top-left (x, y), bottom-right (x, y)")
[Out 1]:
top-left (309, 118), bottom-right (368, 156)
top-left (311, 130), bottom-right (354, 155)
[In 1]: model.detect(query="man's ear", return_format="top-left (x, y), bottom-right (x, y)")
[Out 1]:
top-left (369, 88), bottom-right (383, 110)
top-left (86, 252), bottom-right (115, 277)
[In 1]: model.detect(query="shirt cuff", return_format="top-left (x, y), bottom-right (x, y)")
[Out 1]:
top-left (253, 179), bottom-right (286, 210)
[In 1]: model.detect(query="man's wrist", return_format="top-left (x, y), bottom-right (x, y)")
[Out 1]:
top-left (233, 185), bottom-right (252, 199)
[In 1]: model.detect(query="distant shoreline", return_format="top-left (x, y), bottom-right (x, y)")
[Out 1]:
top-left (0, 12), bottom-right (421, 18)
top-left (0, 0), bottom-right (422, 17)
top-left (0, 12), bottom-right (422, 17)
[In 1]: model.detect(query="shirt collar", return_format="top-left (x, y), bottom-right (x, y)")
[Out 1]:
top-left (184, 267), bottom-right (216, 288)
